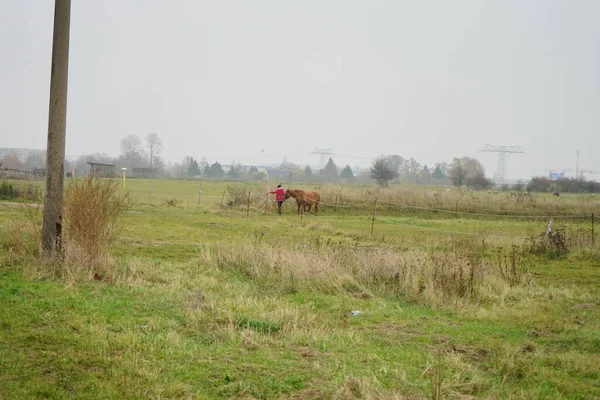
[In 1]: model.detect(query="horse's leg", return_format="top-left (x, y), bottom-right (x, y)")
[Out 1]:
top-left (314, 201), bottom-right (319, 216)
top-left (306, 203), bottom-right (312, 214)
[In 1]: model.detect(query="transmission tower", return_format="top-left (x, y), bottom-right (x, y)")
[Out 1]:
top-left (576, 149), bottom-right (579, 179)
top-left (311, 147), bottom-right (333, 170)
top-left (480, 145), bottom-right (524, 185)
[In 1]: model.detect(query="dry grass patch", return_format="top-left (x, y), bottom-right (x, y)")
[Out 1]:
top-left (200, 242), bottom-right (532, 308)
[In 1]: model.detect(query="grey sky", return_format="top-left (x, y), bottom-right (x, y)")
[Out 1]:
top-left (1, 0), bottom-right (598, 179)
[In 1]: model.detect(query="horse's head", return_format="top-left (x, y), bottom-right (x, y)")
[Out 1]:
top-left (283, 189), bottom-right (293, 200)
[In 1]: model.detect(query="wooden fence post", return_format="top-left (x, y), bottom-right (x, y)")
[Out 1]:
top-left (148, 181), bottom-right (152, 203)
top-left (264, 194), bottom-right (269, 214)
top-left (370, 198), bottom-right (378, 236)
top-left (455, 199), bottom-right (458, 217)
top-left (220, 190), bottom-right (226, 209)
top-left (246, 190), bottom-right (251, 217)
top-left (197, 183), bottom-right (202, 205)
top-left (592, 213), bottom-right (595, 244)
top-left (334, 194), bottom-right (338, 212)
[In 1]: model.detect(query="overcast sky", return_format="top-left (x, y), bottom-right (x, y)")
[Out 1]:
top-left (1, 0), bottom-right (598, 179)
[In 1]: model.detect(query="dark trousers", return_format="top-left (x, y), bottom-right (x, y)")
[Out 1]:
top-left (277, 200), bottom-right (283, 215)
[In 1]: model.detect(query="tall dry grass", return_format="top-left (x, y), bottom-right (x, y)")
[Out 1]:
top-left (2, 178), bottom-right (132, 282)
top-left (2, 206), bottom-right (43, 264)
top-left (200, 241), bottom-right (531, 307)
top-left (305, 185), bottom-right (599, 217)
top-left (60, 178), bottom-right (133, 280)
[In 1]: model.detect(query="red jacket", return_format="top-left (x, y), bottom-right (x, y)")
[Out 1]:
top-left (270, 187), bottom-right (285, 201)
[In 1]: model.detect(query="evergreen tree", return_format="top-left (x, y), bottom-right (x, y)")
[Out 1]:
top-left (321, 158), bottom-right (338, 182)
top-left (187, 157), bottom-right (201, 177)
top-left (304, 165), bottom-right (313, 179)
top-left (227, 165), bottom-right (242, 179)
top-left (210, 162), bottom-right (225, 179)
top-left (432, 165), bottom-right (445, 180)
top-left (340, 165), bottom-right (355, 182)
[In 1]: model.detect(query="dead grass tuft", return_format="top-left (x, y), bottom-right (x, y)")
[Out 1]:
top-left (57, 178), bottom-right (133, 281)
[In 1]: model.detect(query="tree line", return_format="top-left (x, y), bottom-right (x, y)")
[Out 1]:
top-left (369, 155), bottom-right (491, 188)
top-left (3, 136), bottom-right (598, 192)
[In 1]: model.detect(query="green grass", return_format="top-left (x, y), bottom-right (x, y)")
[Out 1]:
top-left (1, 179), bottom-right (599, 399)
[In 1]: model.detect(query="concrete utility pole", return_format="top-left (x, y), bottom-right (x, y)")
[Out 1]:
top-left (42, 0), bottom-right (71, 255)
top-left (576, 149), bottom-right (579, 179)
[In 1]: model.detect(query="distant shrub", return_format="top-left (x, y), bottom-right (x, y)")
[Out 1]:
top-left (163, 197), bottom-right (179, 207)
top-left (226, 184), bottom-right (249, 207)
top-left (525, 229), bottom-right (569, 259)
top-left (0, 180), bottom-right (41, 202)
top-left (0, 180), bottom-right (15, 199)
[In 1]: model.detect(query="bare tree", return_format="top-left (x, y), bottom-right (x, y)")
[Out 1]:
top-left (145, 132), bottom-right (163, 167)
top-left (120, 134), bottom-right (142, 160)
top-left (24, 150), bottom-right (47, 171)
top-left (447, 158), bottom-right (468, 187)
top-left (1, 152), bottom-right (25, 169)
top-left (448, 157), bottom-right (490, 188)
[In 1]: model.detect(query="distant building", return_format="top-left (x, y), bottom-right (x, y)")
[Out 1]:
top-left (131, 167), bottom-right (158, 178)
top-left (87, 162), bottom-right (115, 178)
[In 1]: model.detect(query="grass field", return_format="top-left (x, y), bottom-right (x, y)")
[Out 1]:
top-left (1, 178), bottom-right (599, 399)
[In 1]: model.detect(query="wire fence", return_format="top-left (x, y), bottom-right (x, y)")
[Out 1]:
top-left (243, 196), bottom-right (597, 241)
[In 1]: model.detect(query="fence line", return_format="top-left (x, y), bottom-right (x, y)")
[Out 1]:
top-left (316, 196), bottom-right (597, 216)
top-left (374, 199), bottom-right (591, 219)
top-left (253, 196), bottom-right (594, 223)
top-left (313, 197), bottom-right (591, 219)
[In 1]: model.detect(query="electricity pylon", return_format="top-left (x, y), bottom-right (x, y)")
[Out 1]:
top-left (311, 148), bottom-right (333, 170)
top-left (480, 145), bottom-right (524, 185)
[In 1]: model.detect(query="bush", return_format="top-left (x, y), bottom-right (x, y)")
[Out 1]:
top-left (226, 184), bottom-right (250, 207)
top-left (0, 180), bottom-right (41, 202)
top-left (0, 180), bottom-right (15, 199)
top-left (62, 178), bottom-right (133, 279)
top-left (525, 229), bottom-right (569, 259)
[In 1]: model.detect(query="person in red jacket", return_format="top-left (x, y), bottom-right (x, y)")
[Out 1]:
top-left (269, 184), bottom-right (285, 215)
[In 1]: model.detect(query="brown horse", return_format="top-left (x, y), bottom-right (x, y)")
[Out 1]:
top-left (283, 189), bottom-right (320, 216)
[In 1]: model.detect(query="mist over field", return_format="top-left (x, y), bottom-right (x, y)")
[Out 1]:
top-left (1, 0), bottom-right (599, 182)
top-left (2, 2), bottom-right (600, 399)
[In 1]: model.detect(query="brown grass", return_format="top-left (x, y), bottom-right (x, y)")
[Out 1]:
top-left (59, 178), bottom-right (133, 280)
top-left (200, 240), bottom-right (531, 308)
top-left (311, 185), bottom-right (599, 216)
top-left (2, 206), bottom-right (42, 263)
